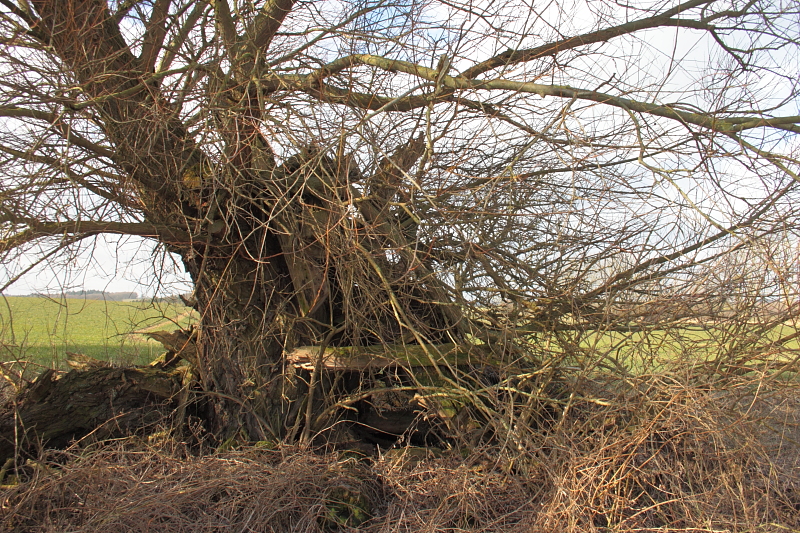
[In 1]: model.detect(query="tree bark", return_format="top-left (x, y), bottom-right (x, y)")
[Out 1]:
top-left (173, 145), bottom-right (466, 441)
top-left (0, 367), bottom-right (184, 464)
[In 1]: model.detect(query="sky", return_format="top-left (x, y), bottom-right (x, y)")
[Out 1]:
top-left (3, 235), bottom-right (192, 297)
top-left (2, 0), bottom-right (796, 297)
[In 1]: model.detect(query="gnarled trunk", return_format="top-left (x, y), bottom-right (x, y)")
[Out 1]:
top-left (171, 140), bottom-right (466, 441)
top-left (21, 0), bottom-right (465, 444)
top-left (187, 248), bottom-right (292, 441)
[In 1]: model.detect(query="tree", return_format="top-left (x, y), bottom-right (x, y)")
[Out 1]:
top-left (0, 0), bottom-right (797, 441)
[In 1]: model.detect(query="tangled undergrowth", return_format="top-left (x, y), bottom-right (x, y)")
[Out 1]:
top-left (2, 374), bottom-right (799, 533)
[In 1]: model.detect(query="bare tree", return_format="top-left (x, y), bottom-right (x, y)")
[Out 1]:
top-left (0, 0), bottom-right (797, 440)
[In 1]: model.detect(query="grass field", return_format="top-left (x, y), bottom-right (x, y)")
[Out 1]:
top-left (577, 319), bottom-right (800, 373)
top-left (2, 293), bottom-right (797, 378)
top-left (0, 295), bottom-right (197, 369)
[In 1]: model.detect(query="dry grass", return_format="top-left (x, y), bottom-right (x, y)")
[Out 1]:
top-left (2, 375), bottom-right (799, 533)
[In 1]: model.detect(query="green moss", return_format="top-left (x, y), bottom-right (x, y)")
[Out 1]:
top-left (322, 485), bottom-right (372, 530)
top-left (323, 342), bottom-right (503, 368)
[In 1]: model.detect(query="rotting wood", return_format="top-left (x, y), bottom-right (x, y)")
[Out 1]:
top-left (146, 328), bottom-right (199, 368)
top-left (0, 366), bottom-right (183, 463)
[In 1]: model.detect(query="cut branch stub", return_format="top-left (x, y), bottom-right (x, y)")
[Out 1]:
top-left (146, 329), bottom-right (198, 367)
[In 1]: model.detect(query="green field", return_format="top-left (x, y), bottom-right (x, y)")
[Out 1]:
top-left (2, 293), bottom-right (797, 379)
top-left (568, 319), bottom-right (800, 378)
top-left (0, 296), bottom-right (197, 369)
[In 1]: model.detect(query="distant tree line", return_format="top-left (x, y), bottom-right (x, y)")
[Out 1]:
top-left (29, 290), bottom-right (139, 301)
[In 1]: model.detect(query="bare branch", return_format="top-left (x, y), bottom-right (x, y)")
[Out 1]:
top-left (0, 220), bottom-right (191, 253)
top-left (462, 0), bottom-right (715, 79)
top-left (139, 0), bottom-right (172, 73)
top-left (251, 0), bottom-right (297, 51)
top-left (0, 105), bottom-right (117, 159)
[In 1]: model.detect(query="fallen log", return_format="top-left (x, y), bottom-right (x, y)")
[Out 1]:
top-left (0, 366), bottom-right (184, 463)
top-left (286, 343), bottom-right (512, 445)
top-left (0, 338), bottom-right (521, 460)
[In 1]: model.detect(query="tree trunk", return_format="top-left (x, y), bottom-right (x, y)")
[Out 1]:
top-left (0, 367), bottom-right (184, 464)
top-left (185, 245), bottom-right (465, 442)
top-left (18, 0), bottom-right (468, 447)
top-left (178, 149), bottom-right (466, 442)
top-left (187, 247), bottom-right (292, 442)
